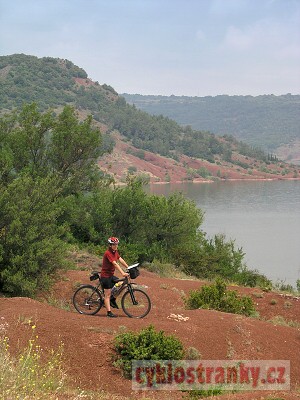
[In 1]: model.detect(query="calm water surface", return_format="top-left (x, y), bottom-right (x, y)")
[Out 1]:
top-left (148, 180), bottom-right (300, 286)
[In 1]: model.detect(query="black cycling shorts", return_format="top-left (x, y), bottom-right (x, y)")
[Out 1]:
top-left (101, 275), bottom-right (119, 289)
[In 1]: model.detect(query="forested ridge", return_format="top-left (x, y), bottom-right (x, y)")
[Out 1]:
top-left (123, 93), bottom-right (300, 152)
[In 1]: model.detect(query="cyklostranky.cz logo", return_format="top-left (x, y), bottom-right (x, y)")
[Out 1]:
top-left (132, 360), bottom-right (290, 391)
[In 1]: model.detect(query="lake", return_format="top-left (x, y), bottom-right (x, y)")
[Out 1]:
top-left (148, 180), bottom-right (300, 287)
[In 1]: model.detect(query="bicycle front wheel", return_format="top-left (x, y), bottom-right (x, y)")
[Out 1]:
top-left (121, 288), bottom-right (151, 318)
top-left (72, 285), bottom-right (103, 315)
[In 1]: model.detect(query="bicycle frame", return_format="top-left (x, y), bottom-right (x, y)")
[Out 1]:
top-left (111, 277), bottom-right (137, 299)
top-left (94, 275), bottom-right (137, 301)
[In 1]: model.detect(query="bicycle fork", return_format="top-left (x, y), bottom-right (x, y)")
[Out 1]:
top-left (128, 284), bottom-right (138, 305)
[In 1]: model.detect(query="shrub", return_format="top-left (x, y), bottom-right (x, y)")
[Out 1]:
top-left (185, 278), bottom-right (256, 317)
top-left (275, 281), bottom-right (294, 293)
top-left (113, 325), bottom-right (184, 378)
top-left (185, 347), bottom-right (202, 360)
top-left (197, 167), bottom-right (209, 178)
top-left (234, 267), bottom-right (272, 290)
top-left (284, 301), bottom-right (292, 309)
top-left (127, 166), bottom-right (137, 174)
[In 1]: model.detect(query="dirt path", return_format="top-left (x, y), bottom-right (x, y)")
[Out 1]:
top-left (1, 269), bottom-right (299, 399)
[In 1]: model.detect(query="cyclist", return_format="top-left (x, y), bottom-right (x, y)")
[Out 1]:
top-left (100, 237), bottom-right (129, 318)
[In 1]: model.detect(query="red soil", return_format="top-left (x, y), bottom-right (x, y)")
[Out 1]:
top-left (1, 263), bottom-right (299, 400)
top-left (97, 135), bottom-right (300, 185)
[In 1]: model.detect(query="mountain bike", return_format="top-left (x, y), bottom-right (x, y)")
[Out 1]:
top-left (72, 263), bottom-right (151, 318)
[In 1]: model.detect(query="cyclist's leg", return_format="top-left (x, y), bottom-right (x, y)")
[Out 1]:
top-left (101, 276), bottom-right (117, 316)
top-left (104, 288), bottom-right (112, 311)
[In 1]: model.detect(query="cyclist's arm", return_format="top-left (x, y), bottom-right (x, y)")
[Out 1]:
top-left (118, 257), bottom-right (128, 269)
top-left (113, 260), bottom-right (129, 277)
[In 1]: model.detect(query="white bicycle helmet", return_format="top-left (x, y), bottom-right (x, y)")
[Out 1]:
top-left (108, 237), bottom-right (119, 245)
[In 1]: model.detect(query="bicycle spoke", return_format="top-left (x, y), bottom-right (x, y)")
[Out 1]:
top-left (73, 285), bottom-right (103, 315)
top-left (121, 289), bottom-right (151, 318)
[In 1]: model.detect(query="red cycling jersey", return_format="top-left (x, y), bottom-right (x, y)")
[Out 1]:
top-left (101, 248), bottom-right (120, 278)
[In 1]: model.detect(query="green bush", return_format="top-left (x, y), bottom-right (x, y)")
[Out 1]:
top-left (233, 267), bottom-right (272, 289)
top-left (185, 279), bottom-right (256, 317)
top-left (113, 325), bottom-right (184, 378)
top-left (275, 281), bottom-right (294, 293)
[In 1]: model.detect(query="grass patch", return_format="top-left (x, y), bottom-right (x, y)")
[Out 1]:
top-left (267, 315), bottom-right (300, 328)
top-left (0, 324), bottom-right (66, 399)
top-left (17, 315), bottom-right (35, 326)
top-left (252, 292), bottom-right (264, 298)
top-left (46, 296), bottom-right (71, 311)
top-left (0, 320), bottom-right (116, 399)
top-left (160, 283), bottom-right (170, 290)
top-left (185, 346), bottom-right (202, 360)
top-left (143, 259), bottom-right (196, 280)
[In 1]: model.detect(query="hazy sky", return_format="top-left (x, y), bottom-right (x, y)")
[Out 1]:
top-left (1, 0), bottom-right (299, 96)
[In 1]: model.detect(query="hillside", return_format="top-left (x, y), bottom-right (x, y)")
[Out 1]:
top-left (1, 53), bottom-right (300, 183)
top-left (122, 93), bottom-right (300, 164)
top-left (98, 131), bottom-right (300, 183)
top-left (1, 257), bottom-right (300, 399)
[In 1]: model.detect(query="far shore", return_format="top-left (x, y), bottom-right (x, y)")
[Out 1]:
top-left (111, 175), bottom-right (300, 187)
top-left (148, 176), bottom-right (300, 185)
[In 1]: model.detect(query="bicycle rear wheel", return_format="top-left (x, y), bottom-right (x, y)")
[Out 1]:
top-left (73, 285), bottom-right (103, 315)
top-left (121, 288), bottom-right (151, 318)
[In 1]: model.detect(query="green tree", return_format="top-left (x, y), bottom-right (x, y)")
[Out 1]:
top-left (197, 234), bottom-right (245, 279)
top-left (0, 176), bottom-right (66, 296)
top-left (6, 103), bottom-right (54, 176)
top-left (172, 233), bottom-right (248, 281)
top-left (0, 104), bottom-right (104, 193)
top-left (60, 187), bottom-right (113, 244)
top-left (111, 178), bottom-right (148, 239)
top-left (0, 105), bottom-right (107, 296)
top-left (49, 105), bottom-right (103, 193)
top-left (0, 111), bottom-right (18, 185)
top-left (144, 192), bottom-right (203, 260)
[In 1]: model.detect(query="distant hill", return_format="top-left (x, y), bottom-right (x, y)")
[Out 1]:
top-left (122, 93), bottom-right (300, 163)
top-left (1, 54), bottom-right (299, 182)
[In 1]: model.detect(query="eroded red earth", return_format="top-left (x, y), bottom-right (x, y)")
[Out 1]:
top-left (1, 260), bottom-right (299, 399)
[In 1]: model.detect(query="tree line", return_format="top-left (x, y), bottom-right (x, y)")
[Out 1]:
top-left (123, 93), bottom-right (300, 152)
